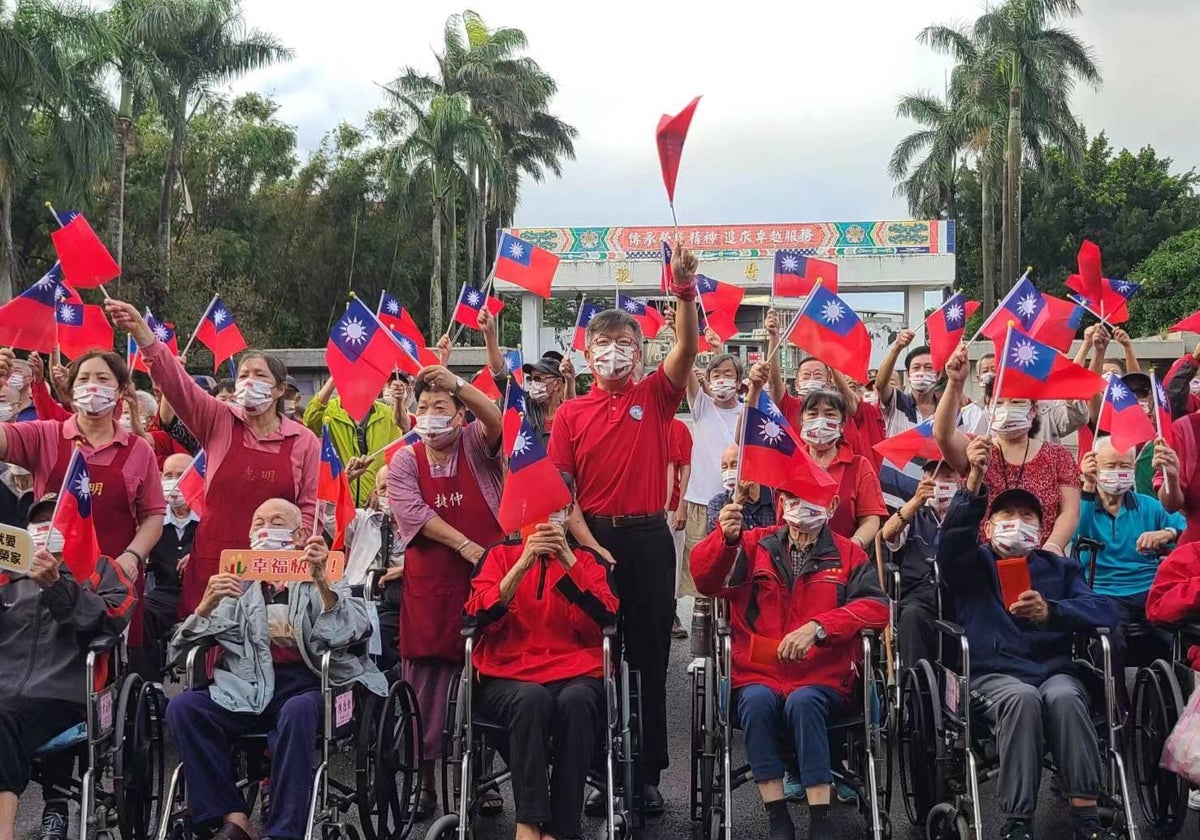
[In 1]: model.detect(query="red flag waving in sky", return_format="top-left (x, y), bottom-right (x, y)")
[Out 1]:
top-left (452, 283), bottom-right (505, 331)
top-left (318, 426), bottom-right (355, 549)
top-left (925, 292), bottom-right (980, 371)
top-left (49, 214), bottom-right (120, 289)
top-left (572, 301), bottom-right (604, 352)
top-left (784, 285), bottom-right (871, 383)
top-left (495, 232), bottom-right (559, 298)
top-left (326, 297), bottom-right (397, 422)
top-left (55, 298), bottom-right (114, 359)
top-left (697, 274), bottom-right (745, 315)
top-left (773, 252), bottom-right (838, 298)
top-left (616, 293), bottom-right (665, 338)
top-left (994, 328), bottom-right (1105, 401)
top-left (194, 295), bottom-right (247, 370)
top-left (378, 292), bottom-right (440, 366)
top-left (656, 96), bottom-right (701, 207)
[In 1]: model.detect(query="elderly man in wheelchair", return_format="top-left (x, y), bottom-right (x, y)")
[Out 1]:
top-left (460, 500), bottom-right (619, 840)
top-left (691, 475), bottom-right (889, 840)
top-left (0, 492), bottom-right (137, 840)
top-left (936, 437), bottom-right (1121, 840)
top-left (165, 498), bottom-right (387, 840)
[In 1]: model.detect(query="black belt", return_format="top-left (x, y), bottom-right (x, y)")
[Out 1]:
top-left (585, 511), bottom-right (667, 529)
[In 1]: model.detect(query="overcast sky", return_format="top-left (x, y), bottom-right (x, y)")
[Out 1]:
top-left (230, 0), bottom-right (1199, 309)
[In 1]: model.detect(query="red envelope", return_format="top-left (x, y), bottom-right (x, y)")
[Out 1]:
top-left (996, 557), bottom-right (1033, 609)
top-left (749, 634), bottom-right (783, 666)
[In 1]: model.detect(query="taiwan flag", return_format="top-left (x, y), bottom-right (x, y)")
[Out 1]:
top-left (773, 252), bottom-right (838, 298)
top-left (49, 213), bottom-right (120, 289)
top-left (502, 349), bottom-right (524, 385)
top-left (873, 417), bottom-right (943, 469)
top-left (501, 379), bottom-right (528, 451)
top-left (377, 291), bottom-right (439, 366)
top-left (995, 328), bottom-right (1105, 401)
top-left (660, 241), bottom-right (673, 293)
top-left (176, 451), bottom-right (207, 516)
top-left (452, 283), bottom-right (505, 331)
top-left (702, 306), bottom-right (739, 344)
top-left (1064, 239), bottom-right (1136, 323)
top-left (1151, 372), bottom-right (1174, 447)
top-left (497, 410), bottom-right (571, 534)
top-left (616, 292), bottom-right (665, 338)
top-left (495, 232), bottom-right (559, 298)
top-left (326, 298), bottom-right (397, 422)
top-left (471, 367), bottom-right (502, 401)
top-left (1096, 374), bottom-right (1156, 452)
top-left (0, 265), bottom-right (62, 353)
top-left (194, 295), bottom-right (247, 370)
top-left (50, 447), bottom-right (100, 580)
top-left (381, 430), bottom-right (421, 464)
top-left (741, 402), bottom-right (838, 502)
top-left (318, 426), bottom-right (355, 549)
top-left (697, 274), bottom-right (745, 315)
top-left (572, 301), bottom-right (605, 352)
top-left (55, 294), bottom-right (114, 359)
top-left (980, 278), bottom-right (1082, 353)
top-left (656, 96), bottom-right (701, 207)
top-left (756, 390), bottom-right (799, 437)
top-left (784, 285), bottom-right (871, 383)
top-left (926, 292), bottom-right (980, 371)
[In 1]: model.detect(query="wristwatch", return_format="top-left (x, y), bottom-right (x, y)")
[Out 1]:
top-left (814, 622), bottom-right (827, 644)
top-left (451, 376), bottom-right (465, 395)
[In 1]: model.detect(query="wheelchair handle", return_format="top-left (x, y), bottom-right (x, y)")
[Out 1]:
top-left (934, 620), bottom-right (966, 638)
top-left (88, 633), bottom-right (122, 653)
top-left (602, 625), bottom-right (618, 637)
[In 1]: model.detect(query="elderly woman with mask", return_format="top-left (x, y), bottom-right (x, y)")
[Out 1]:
top-left (107, 298), bottom-right (321, 618)
top-left (387, 363), bottom-right (503, 816)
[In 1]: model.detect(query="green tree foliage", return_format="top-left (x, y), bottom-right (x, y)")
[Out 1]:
top-left (1127, 229), bottom-right (1200, 336)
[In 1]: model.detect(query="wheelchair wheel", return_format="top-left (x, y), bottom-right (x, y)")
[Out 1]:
top-left (358, 681), bottom-right (423, 840)
top-left (322, 823), bottom-right (361, 840)
top-left (872, 659), bottom-right (894, 813)
top-left (707, 806), bottom-right (724, 840)
top-left (619, 664), bottom-right (644, 818)
top-left (424, 813), bottom-right (461, 840)
top-left (925, 803), bottom-right (970, 840)
top-left (1132, 659), bottom-right (1188, 836)
top-left (689, 659), bottom-right (715, 825)
top-left (439, 671), bottom-right (467, 824)
top-left (113, 676), bottom-right (165, 840)
top-left (898, 663), bottom-right (943, 827)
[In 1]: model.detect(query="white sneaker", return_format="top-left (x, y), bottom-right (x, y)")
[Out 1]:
top-left (1188, 789), bottom-right (1200, 811)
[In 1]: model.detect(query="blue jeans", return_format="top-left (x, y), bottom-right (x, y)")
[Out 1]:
top-left (737, 684), bottom-right (847, 788)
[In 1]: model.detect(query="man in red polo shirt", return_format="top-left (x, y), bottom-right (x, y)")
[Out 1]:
top-left (549, 245), bottom-right (700, 813)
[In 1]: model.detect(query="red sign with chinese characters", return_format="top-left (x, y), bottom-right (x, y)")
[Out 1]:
top-left (219, 549), bottom-right (346, 582)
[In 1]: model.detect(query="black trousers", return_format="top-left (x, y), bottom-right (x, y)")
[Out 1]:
top-left (586, 515), bottom-right (674, 784)
top-left (136, 585), bottom-right (181, 681)
top-left (1109, 591), bottom-right (1172, 714)
top-left (898, 586), bottom-right (939, 667)
top-left (377, 580), bottom-right (401, 674)
top-left (0, 696), bottom-right (84, 795)
top-left (479, 676), bottom-right (602, 838)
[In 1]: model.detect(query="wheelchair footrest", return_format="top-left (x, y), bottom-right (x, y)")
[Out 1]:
top-left (36, 724), bottom-right (87, 755)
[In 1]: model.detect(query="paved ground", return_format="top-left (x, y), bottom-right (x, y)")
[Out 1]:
top-left (12, 602), bottom-right (1181, 839)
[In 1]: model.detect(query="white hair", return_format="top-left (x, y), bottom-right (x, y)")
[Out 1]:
top-left (1093, 435), bottom-right (1135, 461)
top-left (135, 390), bottom-right (158, 419)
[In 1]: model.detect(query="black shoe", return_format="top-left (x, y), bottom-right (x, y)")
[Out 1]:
top-left (672, 615), bottom-right (688, 640)
top-left (641, 784), bottom-right (664, 815)
top-left (39, 805), bottom-right (68, 840)
top-left (584, 786), bottom-right (607, 816)
top-left (1072, 815), bottom-right (1111, 840)
top-left (1001, 819), bottom-right (1033, 840)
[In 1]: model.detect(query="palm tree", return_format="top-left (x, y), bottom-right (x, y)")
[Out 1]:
top-left (888, 91), bottom-right (963, 221)
top-left (103, 0), bottom-right (178, 271)
top-left (0, 0), bottom-right (113, 301)
top-left (384, 91), bottom-right (500, 335)
top-left (153, 0), bottom-right (290, 286)
top-left (972, 0), bottom-right (1100, 288)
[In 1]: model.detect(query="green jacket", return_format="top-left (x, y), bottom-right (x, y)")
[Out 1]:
top-left (304, 396), bottom-right (401, 507)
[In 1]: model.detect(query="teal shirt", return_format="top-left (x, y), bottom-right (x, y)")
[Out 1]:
top-left (1076, 490), bottom-right (1186, 597)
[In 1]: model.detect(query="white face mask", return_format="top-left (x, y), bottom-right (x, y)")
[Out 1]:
top-left (0, 404), bottom-right (14, 422)
top-left (250, 528), bottom-right (296, 551)
top-left (8, 373), bottom-right (27, 393)
top-left (709, 377), bottom-right (737, 401)
top-left (118, 413), bottom-right (135, 431)
top-left (1097, 468), bottom-right (1135, 496)
top-left (28, 522), bottom-right (65, 555)
top-left (801, 416), bottom-right (841, 448)
top-left (548, 509), bottom-right (568, 527)
top-left (991, 403), bottom-right (1033, 438)
top-left (909, 371), bottom-right (938, 394)
top-left (415, 413), bottom-right (456, 446)
top-left (375, 495), bottom-right (389, 512)
top-left (862, 391), bottom-right (878, 405)
top-left (73, 383), bottom-right (118, 416)
top-left (527, 381), bottom-right (549, 404)
top-left (979, 371), bottom-right (995, 390)
top-left (381, 392), bottom-right (396, 406)
top-left (796, 379), bottom-right (825, 398)
top-left (235, 379), bottom-right (276, 414)
top-left (591, 343), bottom-right (635, 380)
top-left (720, 467), bottom-right (738, 492)
top-left (930, 480), bottom-right (958, 511)
top-left (782, 498), bottom-right (829, 532)
top-left (990, 519), bottom-right (1040, 558)
top-left (1191, 378), bottom-right (1200, 397)
top-left (162, 478), bottom-right (183, 506)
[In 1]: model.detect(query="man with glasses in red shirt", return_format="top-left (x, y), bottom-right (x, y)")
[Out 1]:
top-left (549, 245), bottom-right (701, 813)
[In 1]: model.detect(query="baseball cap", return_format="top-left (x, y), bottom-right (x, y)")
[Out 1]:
top-left (523, 352), bottom-right (565, 380)
top-left (989, 488), bottom-right (1043, 521)
top-left (27, 493), bottom-right (57, 523)
top-left (1121, 372), bottom-right (1151, 396)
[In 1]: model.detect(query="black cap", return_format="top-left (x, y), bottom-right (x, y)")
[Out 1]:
top-left (283, 375), bottom-right (300, 394)
top-left (522, 352), bottom-right (565, 380)
top-left (27, 493), bottom-right (57, 523)
top-left (389, 369), bottom-right (413, 384)
top-left (989, 488), bottom-right (1043, 521)
top-left (1121, 372), bottom-right (1151, 395)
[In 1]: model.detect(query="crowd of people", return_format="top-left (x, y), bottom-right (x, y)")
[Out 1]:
top-left (2, 245), bottom-right (1200, 840)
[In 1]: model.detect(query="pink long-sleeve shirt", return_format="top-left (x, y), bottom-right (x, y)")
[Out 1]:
top-left (140, 339), bottom-right (319, 529)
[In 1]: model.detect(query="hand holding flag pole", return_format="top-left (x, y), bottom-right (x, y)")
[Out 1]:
top-left (1151, 370), bottom-right (1171, 492)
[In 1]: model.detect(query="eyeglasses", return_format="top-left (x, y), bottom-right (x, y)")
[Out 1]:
top-left (590, 338), bottom-right (638, 351)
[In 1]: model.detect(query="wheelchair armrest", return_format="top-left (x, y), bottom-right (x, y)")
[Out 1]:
top-left (1092, 626), bottom-right (1111, 637)
top-left (602, 625), bottom-right (617, 638)
top-left (1176, 622), bottom-right (1200, 643)
top-left (860, 628), bottom-right (878, 640)
top-left (362, 568), bottom-right (382, 602)
top-left (88, 633), bottom-right (122, 654)
top-left (460, 624), bottom-right (480, 639)
top-left (883, 562), bottom-right (900, 575)
top-left (935, 620), bottom-right (966, 638)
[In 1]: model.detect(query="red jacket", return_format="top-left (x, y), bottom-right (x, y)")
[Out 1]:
top-left (691, 524), bottom-right (888, 697)
top-left (1148, 542), bottom-right (1200, 625)
top-left (465, 540), bottom-right (619, 683)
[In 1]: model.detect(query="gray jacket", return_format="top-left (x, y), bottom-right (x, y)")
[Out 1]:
top-left (0, 557), bottom-right (135, 704)
top-left (170, 580), bottom-right (388, 714)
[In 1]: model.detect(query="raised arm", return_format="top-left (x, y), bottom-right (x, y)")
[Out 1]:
top-left (420, 365), bottom-right (502, 449)
top-left (830, 368), bottom-right (860, 416)
top-left (1114, 327), bottom-right (1140, 373)
top-left (764, 309), bottom-right (787, 403)
top-left (303, 378), bottom-right (336, 433)
top-left (933, 344), bottom-right (971, 475)
top-left (875, 328), bottom-right (914, 405)
top-left (662, 246), bottom-right (699, 391)
top-left (477, 309), bottom-right (507, 378)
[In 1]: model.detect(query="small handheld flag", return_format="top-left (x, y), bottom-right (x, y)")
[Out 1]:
top-left (784, 285), bottom-right (870, 383)
top-left (49, 447), bottom-right (100, 580)
top-left (495, 233), bottom-right (559, 298)
top-left (616, 293), bottom-right (665, 338)
top-left (1095, 375), bottom-right (1155, 453)
top-left (326, 298), bottom-right (400, 422)
top-left (572, 301), bottom-right (605, 352)
top-left (994, 326), bottom-right (1105, 401)
top-left (48, 212), bottom-right (120, 290)
top-left (497, 408), bottom-right (571, 534)
top-left (656, 96), bottom-right (701, 212)
top-left (0, 265), bottom-right (63, 353)
top-left (175, 451), bottom-right (207, 516)
top-left (318, 427), bottom-right (355, 549)
top-left (192, 295), bottom-right (247, 370)
top-left (926, 292), bottom-right (980, 371)
top-left (773, 252), bottom-right (838, 298)
top-left (452, 283), bottom-right (505, 331)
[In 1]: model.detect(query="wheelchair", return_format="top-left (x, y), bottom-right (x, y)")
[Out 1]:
top-left (897, 619), bottom-right (1138, 840)
top-left (689, 601), bottom-right (894, 840)
top-left (30, 632), bottom-right (166, 840)
top-left (425, 625), bottom-right (641, 840)
top-left (157, 635), bottom-right (423, 840)
top-left (1130, 622), bottom-right (1200, 837)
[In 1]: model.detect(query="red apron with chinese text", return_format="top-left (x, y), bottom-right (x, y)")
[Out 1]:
top-left (1181, 414), bottom-right (1200, 545)
top-left (180, 429), bottom-right (297, 617)
top-left (401, 438), bottom-right (503, 663)
top-left (46, 434), bottom-right (142, 642)
top-left (828, 448), bottom-right (860, 540)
